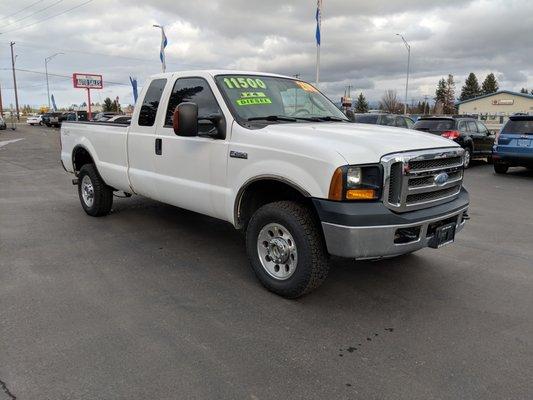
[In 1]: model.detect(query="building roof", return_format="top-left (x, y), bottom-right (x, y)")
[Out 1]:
top-left (456, 90), bottom-right (533, 105)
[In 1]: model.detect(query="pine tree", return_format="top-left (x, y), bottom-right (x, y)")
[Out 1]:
top-left (520, 88), bottom-right (528, 94)
top-left (443, 74), bottom-right (456, 115)
top-left (354, 92), bottom-right (369, 113)
top-left (481, 73), bottom-right (499, 95)
top-left (435, 78), bottom-right (447, 107)
top-left (103, 97), bottom-right (113, 112)
top-left (460, 72), bottom-right (481, 101)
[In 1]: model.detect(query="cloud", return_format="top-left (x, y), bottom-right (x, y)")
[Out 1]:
top-left (0, 0), bottom-right (531, 108)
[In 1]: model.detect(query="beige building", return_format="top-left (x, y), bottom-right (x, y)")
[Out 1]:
top-left (457, 90), bottom-right (533, 131)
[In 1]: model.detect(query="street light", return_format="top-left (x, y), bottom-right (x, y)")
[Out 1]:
top-left (45, 52), bottom-right (63, 109)
top-left (396, 33), bottom-right (410, 115)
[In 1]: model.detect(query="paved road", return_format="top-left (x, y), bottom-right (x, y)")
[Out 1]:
top-left (1, 126), bottom-right (532, 400)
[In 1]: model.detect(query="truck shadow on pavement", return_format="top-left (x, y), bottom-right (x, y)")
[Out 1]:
top-left (107, 195), bottom-right (446, 309)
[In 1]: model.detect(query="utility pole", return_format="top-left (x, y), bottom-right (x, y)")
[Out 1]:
top-left (0, 82), bottom-right (3, 117)
top-left (396, 34), bottom-right (410, 116)
top-left (10, 42), bottom-right (20, 121)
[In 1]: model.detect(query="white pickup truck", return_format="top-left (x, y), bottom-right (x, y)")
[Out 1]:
top-left (61, 70), bottom-right (469, 298)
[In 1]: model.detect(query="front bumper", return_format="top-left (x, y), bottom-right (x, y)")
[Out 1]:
top-left (313, 188), bottom-right (469, 259)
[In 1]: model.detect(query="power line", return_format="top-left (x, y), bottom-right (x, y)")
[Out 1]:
top-left (2, 0), bottom-right (64, 30)
top-left (0, 0), bottom-right (94, 35)
top-left (0, 67), bottom-right (129, 86)
top-left (9, 40), bottom-right (160, 64)
top-left (0, 0), bottom-right (46, 21)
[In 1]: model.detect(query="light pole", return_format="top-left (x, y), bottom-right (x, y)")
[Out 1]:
top-left (396, 33), bottom-right (410, 115)
top-left (45, 53), bottom-right (63, 109)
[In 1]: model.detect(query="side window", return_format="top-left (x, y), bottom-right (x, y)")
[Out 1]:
top-left (138, 79), bottom-right (167, 127)
top-left (394, 116), bottom-right (408, 128)
top-left (405, 117), bottom-right (414, 129)
top-left (458, 121), bottom-right (468, 132)
top-left (467, 120), bottom-right (478, 133)
top-left (476, 121), bottom-right (489, 134)
top-left (380, 115), bottom-right (396, 126)
top-left (165, 77), bottom-right (222, 133)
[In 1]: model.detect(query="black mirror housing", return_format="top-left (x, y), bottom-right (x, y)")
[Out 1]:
top-left (174, 102), bottom-right (198, 137)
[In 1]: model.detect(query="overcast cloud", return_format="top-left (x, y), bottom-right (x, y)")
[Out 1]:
top-left (0, 0), bottom-right (532, 108)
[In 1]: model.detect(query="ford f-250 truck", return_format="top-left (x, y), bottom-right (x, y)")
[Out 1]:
top-left (61, 70), bottom-right (469, 298)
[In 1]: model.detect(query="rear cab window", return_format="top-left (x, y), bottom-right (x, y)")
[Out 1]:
top-left (354, 115), bottom-right (379, 124)
top-left (138, 78), bottom-right (167, 126)
top-left (413, 119), bottom-right (455, 133)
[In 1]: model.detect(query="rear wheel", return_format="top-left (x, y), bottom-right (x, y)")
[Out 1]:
top-left (245, 201), bottom-right (329, 298)
top-left (494, 163), bottom-right (508, 174)
top-left (77, 164), bottom-right (113, 216)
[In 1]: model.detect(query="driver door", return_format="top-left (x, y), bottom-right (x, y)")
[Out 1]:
top-left (153, 77), bottom-right (229, 220)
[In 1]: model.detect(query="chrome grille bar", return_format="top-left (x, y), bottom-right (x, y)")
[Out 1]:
top-left (381, 148), bottom-right (465, 212)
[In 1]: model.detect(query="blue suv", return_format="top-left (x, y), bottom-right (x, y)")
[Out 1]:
top-left (493, 115), bottom-right (533, 174)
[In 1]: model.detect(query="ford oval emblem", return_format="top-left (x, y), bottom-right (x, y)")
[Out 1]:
top-left (434, 172), bottom-right (449, 186)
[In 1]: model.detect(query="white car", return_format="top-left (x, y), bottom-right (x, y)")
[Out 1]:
top-left (27, 115), bottom-right (42, 125)
top-left (60, 70), bottom-right (469, 297)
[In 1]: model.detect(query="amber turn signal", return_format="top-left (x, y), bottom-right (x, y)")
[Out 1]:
top-left (346, 189), bottom-right (377, 200)
top-left (328, 167), bottom-right (344, 201)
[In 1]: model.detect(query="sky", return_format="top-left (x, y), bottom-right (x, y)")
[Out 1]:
top-left (0, 0), bottom-right (532, 109)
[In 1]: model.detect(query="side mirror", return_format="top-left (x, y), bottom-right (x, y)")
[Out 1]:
top-left (173, 102), bottom-right (198, 137)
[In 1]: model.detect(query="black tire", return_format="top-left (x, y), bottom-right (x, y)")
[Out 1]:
top-left (494, 163), bottom-right (508, 174)
top-left (77, 164), bottom-right (113, 216)
top-left (245, 201), bottom-right (329, 298)
top-left (463, 147), bottom-right (472, 169)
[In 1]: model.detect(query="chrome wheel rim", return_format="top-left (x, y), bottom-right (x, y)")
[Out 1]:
top-left (464, 150), bottom-right (471, 167)
top-left (81, 175), bottom-right (94, 208)
top-left (257, 223), bottom-right (298, 280)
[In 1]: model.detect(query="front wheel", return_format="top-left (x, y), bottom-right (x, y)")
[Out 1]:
top-left (245, 201), bottom-right (329, 298)
top-left (77, 164), bottom-right (113, 216)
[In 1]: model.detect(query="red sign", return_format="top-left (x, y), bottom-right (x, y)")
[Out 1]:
top-left (72, 73), bottom-right (103, 89)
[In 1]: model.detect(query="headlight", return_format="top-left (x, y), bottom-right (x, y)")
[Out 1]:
top-left (328, 165), bottom-right (382, 201)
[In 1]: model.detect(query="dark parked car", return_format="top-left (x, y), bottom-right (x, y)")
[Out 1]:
top-left (413, 116), bottom-right (494, 168)
top-left (64, 111), bottom-right (88, 122)
top-left (348, 112), bottom-right (415, 129)
top-left (492, 115), bottom-right (533, 174)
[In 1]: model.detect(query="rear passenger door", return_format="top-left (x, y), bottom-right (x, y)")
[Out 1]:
top-left (127, 78), bottom-right (167, 198)
top-left (475, 121), bottom-right (494, 154)
top-left (467, 120), bottom-right (483, 154)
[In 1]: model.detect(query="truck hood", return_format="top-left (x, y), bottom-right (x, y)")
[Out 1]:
top-left (264, 122), bottom-right (459, 164)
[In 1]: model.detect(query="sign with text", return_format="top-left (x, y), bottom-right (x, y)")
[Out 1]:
top-left (72, 73), bottom-right (103, 89)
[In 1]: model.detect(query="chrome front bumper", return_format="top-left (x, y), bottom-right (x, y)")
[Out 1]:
top-left (321, 206), bottom-right (469, 260)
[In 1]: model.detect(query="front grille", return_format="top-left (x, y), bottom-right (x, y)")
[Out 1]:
top-left (382, 149), bottom-right (464, 212)
top-left (406, 185), bottom-right (461, 205)
top-left (408, 156), bottom-right (462, 171)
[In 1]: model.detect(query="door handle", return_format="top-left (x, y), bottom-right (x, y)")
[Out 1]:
top-left (155, 138), bottom-right (162, 155)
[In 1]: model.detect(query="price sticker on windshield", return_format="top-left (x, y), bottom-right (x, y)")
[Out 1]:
top-left (224, 77), bottom-right (267, 89)
top-left (236, 98), bottom-right (272, 106)
top-left (296, 81), bottom-right (318, 93)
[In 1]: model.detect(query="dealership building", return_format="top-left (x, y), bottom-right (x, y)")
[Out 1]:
top-left (457, 90), bottom-right (533, 129)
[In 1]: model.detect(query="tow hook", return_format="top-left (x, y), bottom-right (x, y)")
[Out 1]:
top-left (72, 178), bottom-right (78, 185)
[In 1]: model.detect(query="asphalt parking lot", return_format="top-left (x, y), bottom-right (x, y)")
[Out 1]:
top-left (1, 125), bottom-right (532, 400)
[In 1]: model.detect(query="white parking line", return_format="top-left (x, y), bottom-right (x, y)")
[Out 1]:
top-left (0, 138), bottom-right (25, 148)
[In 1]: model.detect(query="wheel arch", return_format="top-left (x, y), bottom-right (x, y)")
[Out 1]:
top-left (72, 145), bottom-right (95, 174)
top-left (234, 175), bottom-right (313, 230)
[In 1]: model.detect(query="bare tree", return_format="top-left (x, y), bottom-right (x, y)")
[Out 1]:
top-left (379, 90), bottom-right (403, 114)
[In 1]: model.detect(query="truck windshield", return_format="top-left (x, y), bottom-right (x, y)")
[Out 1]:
top-left (215, 75), bottom-right (348, 123)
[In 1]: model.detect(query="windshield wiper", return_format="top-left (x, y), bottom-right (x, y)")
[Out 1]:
top-left (247, 115), bottom-right (297, 122)
top-left (290, 116), bottom-right (348, 122)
